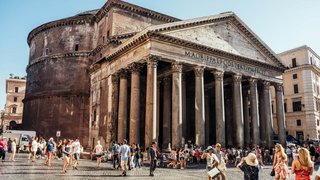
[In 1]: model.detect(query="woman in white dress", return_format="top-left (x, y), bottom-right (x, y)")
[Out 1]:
top-left (10, 138), bottom-right (17, 161)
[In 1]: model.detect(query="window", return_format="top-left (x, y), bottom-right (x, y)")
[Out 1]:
top-left (293, 74), bottom-right (298, 79)
top-left (293, 100), bottom-right (302, 111)
top-left (317, 119), bottom-right (320, 126)
top-left (292, 58), bottom-right (297, 67)
top-left (296, 119), bottom-right (301, 126)
top-left (12, 107), bottom-right (17, 114)
top-left (310, 57), bottom-right (313, 65)
top-left (284, 102), bottom-right (287, 113)
top-left (107, 30), bottom-right (110, 38)
top-left (296, 131), bottom-right (304, 141)
top-left (13, 97), bottom-right (17, 102)
top-left (45, 48), bottom-right (49, 55)
top-left (15, 87), bottom-right (18, 93)
top-left (294, 84), bottom-right (299, 94)
top-left (75, 44), bottom-right (79, 51)
top-left (271, 103), bottom-right (274, 114)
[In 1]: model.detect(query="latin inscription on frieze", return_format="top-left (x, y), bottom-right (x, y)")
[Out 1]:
top-left (184, 50), bottom-right (267, 76)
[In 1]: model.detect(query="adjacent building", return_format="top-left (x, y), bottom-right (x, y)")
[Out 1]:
top-left (24, 0), bottom-right (286, 149)
top-left (272, 45), bottom-right (320, 142)
top-left (2, 76), bottom-right (26, 131)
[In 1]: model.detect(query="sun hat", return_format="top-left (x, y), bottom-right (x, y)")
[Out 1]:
top-left (207, 146), bottom-right (213, 151)
top-left (244, 153), bottom-right (259, 166)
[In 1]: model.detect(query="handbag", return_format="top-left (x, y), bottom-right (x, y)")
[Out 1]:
top-left (270, 168), bottom-right (275, 176)
top-left (208, 167), bottom-right (220, 178)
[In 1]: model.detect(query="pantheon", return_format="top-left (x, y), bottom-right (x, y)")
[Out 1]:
top-left (23, 0), bottom-right (287, 149)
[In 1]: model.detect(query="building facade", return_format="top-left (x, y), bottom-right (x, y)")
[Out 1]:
top-left (2, 76), bottom-right (26, 131)
top-left (272, 46), bottom-right (320, 142)
top-left (24, 0), bottom-right (286, 149)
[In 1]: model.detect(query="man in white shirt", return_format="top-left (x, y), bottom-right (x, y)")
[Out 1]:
top-left (72, 137), bottom-right (81, 170)
top-left (119, 139), bottom-right (130, 176)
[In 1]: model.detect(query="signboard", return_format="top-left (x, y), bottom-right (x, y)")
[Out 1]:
top-left (56, 131), bottom-right (61, 137)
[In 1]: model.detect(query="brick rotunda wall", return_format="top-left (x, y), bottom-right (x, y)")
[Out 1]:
top-left (23, 14), bottom-right (95, 147)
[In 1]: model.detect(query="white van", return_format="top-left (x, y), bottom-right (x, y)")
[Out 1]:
top-left (1, 130), bottom-right (36, 152)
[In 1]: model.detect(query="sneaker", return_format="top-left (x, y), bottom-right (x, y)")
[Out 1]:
top-left (149, 174), bottom-right (154, 177)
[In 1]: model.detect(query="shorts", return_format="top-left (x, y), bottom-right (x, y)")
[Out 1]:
top-left (46, 152), bottom-right (52, 159)
top-left (74, 153), bottom-right (80, 160)
top-left (179, 157), bottom-right (185, 161)
top-left (63, 153), bottom-right (70, 159)
top-left (96, 154), bottom-right (103, 158)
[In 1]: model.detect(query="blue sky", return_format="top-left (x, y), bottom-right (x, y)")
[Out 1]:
top-left (0, 0), bottom-right (319, 108)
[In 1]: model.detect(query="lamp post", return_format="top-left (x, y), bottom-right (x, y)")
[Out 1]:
top-left (0, 110), bottom-right (4, 133)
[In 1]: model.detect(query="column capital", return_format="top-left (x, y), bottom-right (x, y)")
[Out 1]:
top-left (262, 81), bottom-right (271, 90)
top-left (233, 74), bottom-right (242, 84)
top-left (275, 83), bottom-right (284, 92)
top-left (111, 74), bottom-right (119, 84)
top-left (172, 62), bottom-right (183, 73)
top-left (145, 55), bottom-right (159, 68)
top-left (118, 69), bottom-right (129, 79)
top-left (128, 63), bottom-right (143, 73)
top-left (194, 66), bottom-right (204, 77)
top-left (212, 70), bottom-right (224, 81)
top-left (249, 77), bottom-right (258, 87)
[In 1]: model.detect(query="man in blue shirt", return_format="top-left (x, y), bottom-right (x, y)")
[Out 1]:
top-left (112, 141), bottom-right (120, 169)
top-left (45, 137), bottom-right (55, 166)
top-left (119, 139), bottom-right (130, 176)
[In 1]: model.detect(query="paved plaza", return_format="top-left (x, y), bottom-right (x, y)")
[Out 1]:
top-left (1, 154), bottom-right (318, 180)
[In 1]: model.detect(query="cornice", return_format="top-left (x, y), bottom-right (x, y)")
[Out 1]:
top-left (90, 32), bottom-right (137, 57)
top-left (23, 92), bottom-right (90, 102)
top-left (95, 0), bottom-right (180, 23)
top-left (27, 15), bottom-right (93, 46)
top-left (26, 51), bottom-right (91, 71)
top-left (285, 64), bottom-right (320, 75)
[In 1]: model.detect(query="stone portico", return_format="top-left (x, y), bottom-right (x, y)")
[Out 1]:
top-left (89, 12), bottom-right (287, 149)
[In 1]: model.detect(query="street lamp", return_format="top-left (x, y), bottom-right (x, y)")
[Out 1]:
top-left (0, 110), bottom-right (4, 134)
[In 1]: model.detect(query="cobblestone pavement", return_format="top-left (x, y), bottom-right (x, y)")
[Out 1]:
top-left (0, 154), bottom-right (318, 180)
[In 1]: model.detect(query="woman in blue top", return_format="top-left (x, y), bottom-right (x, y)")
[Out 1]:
top-left (62, 139), bottom-right (72, 173)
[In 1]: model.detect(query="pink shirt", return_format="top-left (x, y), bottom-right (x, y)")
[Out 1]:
top-left (0, 140), bottom-right (7, 151)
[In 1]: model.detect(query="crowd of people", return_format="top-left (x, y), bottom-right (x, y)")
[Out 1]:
top-left (2, 135), bottom-right (320, 179)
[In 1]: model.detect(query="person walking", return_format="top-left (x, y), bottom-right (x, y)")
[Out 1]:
top-left (201, 146), bottom-right (219, 180)
top-left (291, 148), bottom-right (313, 180)
top-left (62, 139), bottom-right (72, 173)
top-left (44, 138), bottom-right (55, 166)
top-left (72, 137), bottom-right (81, 170)
top-left (9, 138), bottom-right (17, 161)
top-left (179, 148), bottom-right (186, 169)
top-left (215, 143), bottom-right (227, 179)
top-left (92, 140), bottom-right (103, 168)
top-left (0, 137), bottom-right (8, 161)
top-left (134, 144), bottom-right (141, 168)
top-left (149, 141), bottom-right (159, 177)
top-left (273, 144), bottom-right (289, 180)
top-left (119, 139), bottom-right (130, 176)
top-left (31, 137), bottom-right (38, 162)
top-left (236, 153), bottom-right (260, 180)
top-left (112, 141), bottom-right (120, 169)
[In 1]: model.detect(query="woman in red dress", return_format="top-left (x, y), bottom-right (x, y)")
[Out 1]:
top-left (291, 147), bottom-right (313, 180)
